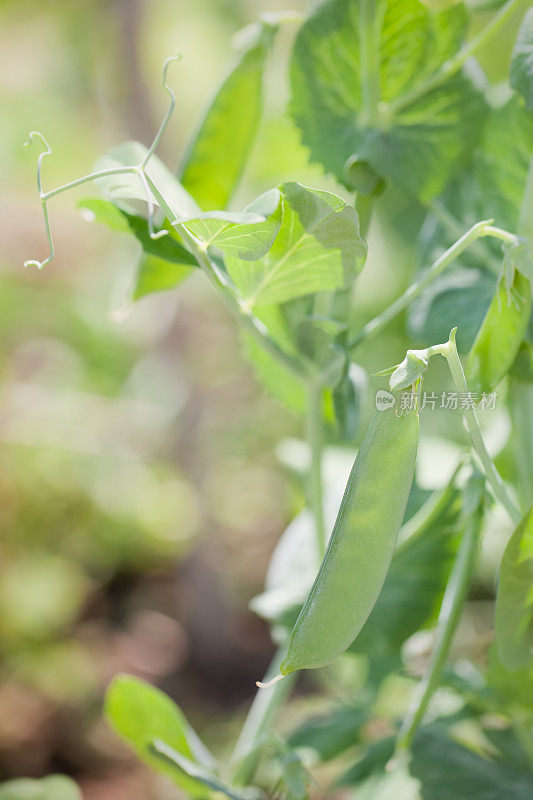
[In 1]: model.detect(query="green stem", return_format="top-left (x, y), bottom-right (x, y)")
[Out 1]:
top-left (229, 649), bottom-right (296, 785)
top-left (349, 219), bottom-right (494, 349)
top-left (428, 200), bottom-right (501, 275)
top-left (388, 0), bottom-right (527, 116)
top-left (307, 379), bottom-right (327, 559)
top-left (443, 331), bottom-right (521, 524)
top-left (395, 494), bottom-right (483, 753)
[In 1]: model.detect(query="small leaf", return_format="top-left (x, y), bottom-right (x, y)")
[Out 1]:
top-left (94, 140), bottom-right (200, 220)
top-left (180, 21), bottom-right (277, 210)
top-left (511, 8), bottom-right (533, 110)
top-left (79, 198), bottom-right (198, 268)
top-left (495, 508), bottom-right (533, 670)
top-left (105, 674), bottom-right (214, 797)
top-left (226, 182), bottom-right (366, 307)
top-left (179, 188), bottom-right (283, 260)
top-left (466, 269), bottom-right (531, 394)
top-left (0, 776), bottom-right (81, 800)
top-left (387, 349), bottom-right (430, 392)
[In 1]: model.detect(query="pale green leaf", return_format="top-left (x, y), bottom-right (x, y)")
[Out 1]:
top-left (290, 0), bottom-right (486, 201)
top-left (496, 508), bottom-right (533, 670)
top-left (466, 269), bottom-right (531, 394)
top-left (511, 9), bottom-right (533, 110)
top-left (226, 182), bottom-right (366, 307)
top-left (180, 21), bottom-right (277, 210)
top-left (94, 140), bottom-right (200, 220)
top-left (479, 97), bottom-right (533, 230)
top-left (105, 674), bottom-right (214, 797)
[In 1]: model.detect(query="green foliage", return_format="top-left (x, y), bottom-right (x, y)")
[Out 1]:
top-left (105, 675), bottom-right (218, 797)
top-left (20, 0), bottom-right (533, 796)
top-left (180, 20), bottom-right (277, 210)
top-left (224, 182), bottom-right (366, 308)
top-left (408, 268), bottom-right (496, 353)
top-left (511, 9), bottom-right (533, 110)
top-left (466, 269), bottom-right (531, 394)
top-left (288, 704), bottom-right (368, 762)
top-left (496, 508), bottom-right (533, 670)
top-left (290, 0), bottom-right (486, 201)
top-left (180, 187), bottom-right (283, 260)
top-left (94, 140), bottom-right (199, 219)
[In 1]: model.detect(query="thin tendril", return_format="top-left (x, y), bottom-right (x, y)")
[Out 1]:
top-left (24, 52), bottom-right (183, 266)
top-left (141, 51), bottom-right (181, 168)
top-left (138, 168), bottom-right (167, 240)
top-left (23, 131), bottom-right (54, 269)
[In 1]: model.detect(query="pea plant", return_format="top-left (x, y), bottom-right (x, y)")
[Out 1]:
top-left (10, 0), bottom-right (533, 798)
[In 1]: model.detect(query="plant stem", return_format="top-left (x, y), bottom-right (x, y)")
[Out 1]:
top-left (395, 493), bottom-right (483, 753)
top-left (443, 331), bottom-right (521, 525)
top-left (307, 379), bottom-right (327, 559)
top-left (349, 219), bottom-right (494, 349)
top-left (429, 201), bottom-right (501, 275)
top-left (42, 166), bottom-right (138, 200)
top-left (229, 649), bottom-right (296, 785)
top-left (388, 0), bottom-right (528, 116)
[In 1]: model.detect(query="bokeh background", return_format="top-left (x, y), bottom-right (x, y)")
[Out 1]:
top-left (0, 0), bottom-right (521, 797)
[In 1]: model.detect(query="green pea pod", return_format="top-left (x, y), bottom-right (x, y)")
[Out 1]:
top-left (466, 270), bottom-right (531, 395)
top-left (280, 407), bottom-right (419, 675)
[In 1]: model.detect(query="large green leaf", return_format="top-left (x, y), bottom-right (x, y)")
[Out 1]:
top-left (478, 97), bottom-right (533, 230)
top-left (410, 726), bottom-right (533, 800)
top-left (495, 508), bottom-right (533, 670)
top-left (0, 777), bottom-right (81, 800)
top-left (408, 268), bottom-right (496, 353)
top-left (105, 674), bottom-right (215, 797)
top-left (341, 724), bottom-right (533, 798)
top-left (225, 182), bottom-right (366, 307)
top-left (466, 269), bottom-right (531, 394)
top-left (94, 140), bottom-right (200, 220)
top-left (288, 704), bottom-right (367, 762)
top-left (290, 0), bottom-right (486, 201)
top-left (511, 9), bottom-right (533, 110)
top-left (180, 20), bottom-right (277, 210)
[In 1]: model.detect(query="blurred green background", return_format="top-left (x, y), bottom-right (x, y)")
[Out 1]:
top-left (0, 0), bottom-right (521, 797)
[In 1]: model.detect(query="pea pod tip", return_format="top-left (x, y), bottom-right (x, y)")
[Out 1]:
top-left (255, 673), bottom-right (285, 688)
